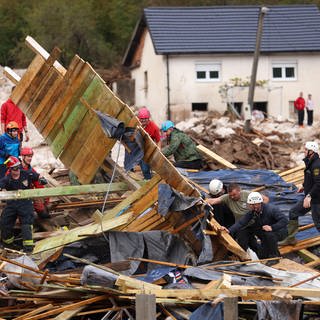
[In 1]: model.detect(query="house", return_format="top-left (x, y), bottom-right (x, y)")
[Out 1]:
top-left (122, 5), bottom-right (320, 124)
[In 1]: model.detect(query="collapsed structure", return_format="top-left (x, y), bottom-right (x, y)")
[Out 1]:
top-left (0, 36), bottom-right (319, 319)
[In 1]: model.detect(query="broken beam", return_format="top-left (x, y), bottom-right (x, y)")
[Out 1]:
top-left (0, 182), bottom-right (130, 200)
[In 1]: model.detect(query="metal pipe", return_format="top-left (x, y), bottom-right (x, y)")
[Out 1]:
top-left (245, 6), bottom-right (269, 133)
top-left (166, 54), bottom-right (171, 120)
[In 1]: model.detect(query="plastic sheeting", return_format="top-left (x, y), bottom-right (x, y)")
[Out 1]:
top-left (190, 302), bottom-right (223, 320)
top-left (158, 183), bottom-right (200, 216)
top-left (187, 169), bottom-right (318, 240)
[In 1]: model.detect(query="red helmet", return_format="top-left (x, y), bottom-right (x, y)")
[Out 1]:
top-left (137, 107), bottom-right (150, 119)
top-left (4, 156), bottom-right (21, 168)
top-left (6, 121), bottom-right (19, 130)
top-left (21, 147), bottom-right (34, 156)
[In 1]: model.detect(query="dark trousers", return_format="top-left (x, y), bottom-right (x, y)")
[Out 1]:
top-left (0, 164), bottom-right (7, 179)
top-left (289, 199), bottom-right (320, 232)
top-left (307, 110), bottom-right (313, 126)
top-left (139, 160), bottom-right (152, 180)
top-left (174, 159), bottom-right (203, 169)
top-left (1, 200), bottom-right (34, 247)
top-left (236, 227), bottom-right (287, 259)
top-left (297, 109), bottom-right (305, 126)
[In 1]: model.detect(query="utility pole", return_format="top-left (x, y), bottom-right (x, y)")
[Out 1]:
top-left (244, 6), bottom-right (269, 133)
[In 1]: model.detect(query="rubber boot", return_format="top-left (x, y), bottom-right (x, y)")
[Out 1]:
top-left (278, 220), bottom-right (299, 246)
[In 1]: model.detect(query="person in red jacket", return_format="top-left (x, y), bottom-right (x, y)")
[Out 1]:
top-left (1, 86), bottom-right (29, 142)
top-left (137, 107), bottom-right (161, 180)
top-left (20, 147), bottom-right (50, 219)
top-left (294, 92), bottom-right (306, 128)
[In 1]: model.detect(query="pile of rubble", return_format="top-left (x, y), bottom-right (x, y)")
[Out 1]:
top-left (180, 113), bottom-right (320, 171)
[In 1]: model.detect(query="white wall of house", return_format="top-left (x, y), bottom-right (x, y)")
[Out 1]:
top-left (131, 30), bottom-right (320, 125)
top-left (131, 32), bottom-right (167, 124)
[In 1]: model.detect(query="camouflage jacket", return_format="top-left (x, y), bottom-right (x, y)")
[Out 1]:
top-left (162, 128), bottom-right (201, 162)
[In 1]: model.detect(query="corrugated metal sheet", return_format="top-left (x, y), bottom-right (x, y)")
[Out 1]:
top-left (144, 5), bottom-right (320, 54)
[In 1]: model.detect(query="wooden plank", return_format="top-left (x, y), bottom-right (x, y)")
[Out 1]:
top-left (279, 235), bottom-right (320, 255)
top-left (33, 212), bottom-right (133, 253)
top-left (197, 144), bottom-right (237, 169)
top-left (22, 47), bottom-right (62, 117)
top-left (21, 296), bottom-right (108, 320)
top-left (53, 306), bottom-right (86, 320)
top-left (38, 56), bottom-right (86, 138)
top-left (116, 275), bottom-right (161, 291)
top-left (51, 100), bottom-right (88, 157)
top-left (14, 304), bottom-right (54, 320)
top-left (129, 285), bottom-right (320, 300)
top-left (10, 54), bottom-right (46, 109)
top-left (44, 63), bottom-right (94, 145)
top-left (3, 67), bottom-right (21, 84)
top-left (122, 209), bottom-right (159, 231)
top-left (103, 175), bottom-right (161, 220)
top-left (298, 249), bottom-right (319, 263)
top-left (208, 217), bottom-right (249, 261)
top-left (27, 69), bottom-right (61, 120)
top-left (0, 183), bottom-right (129, 201)
top-left (25, 36), bottom-right (66, 76)
top-left (69, 124), bottom-right (110, 184)
top-left (101, 158), bottom-right (141, 190)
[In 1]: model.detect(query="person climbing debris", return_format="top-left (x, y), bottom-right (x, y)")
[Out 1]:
top-left (279, 141), bottom-right (320, 246)
top-left (161, 120), bottom-right (203, 169)
top-left (0, 121), bottom-right (21, 178)
top-left (228, 192), bottom-right (288, 259)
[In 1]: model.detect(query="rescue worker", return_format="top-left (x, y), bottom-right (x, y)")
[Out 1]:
top-left (227, 192), bottom-right (288, 259)
top-left (20, 147), bottom-right (49, 219)
top-left (137, 107), bottom-right (161, 180)
top-left (0, 121), bottom-right (21, 178)
top-left (279, 141), bottom-right (320, 245)
top-left (1, 86), bottom-right (29, 141)
top-left (208, 179), bottom-right (234, 228)
top-left (161, 120), bottom-right (203, 169)
top-left (0, 156), bottom-right (46, 252)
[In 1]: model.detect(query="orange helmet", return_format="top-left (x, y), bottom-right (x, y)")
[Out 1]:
top-left (6, 121), bottom-right (19, 130)
top-left (4, 156), bottom-right (21, 168)
top-left (21, 147), bottom-right (34, 156)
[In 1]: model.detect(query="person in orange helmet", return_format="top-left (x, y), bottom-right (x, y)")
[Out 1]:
top-left (1, 86), bottom-right (29, 142)
top-left (0, 121), bottom-right (21, 178)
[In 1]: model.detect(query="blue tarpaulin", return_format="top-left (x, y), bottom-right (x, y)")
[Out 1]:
top-left (186, 169), bottom-right (318, 240)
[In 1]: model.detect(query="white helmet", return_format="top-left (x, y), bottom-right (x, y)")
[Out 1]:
top-left (247, 192), bottom-right (263, 204)
top-left (305, 141), bottom-right (319, 153)
top-left (209, 179), bottom-right (223, 195)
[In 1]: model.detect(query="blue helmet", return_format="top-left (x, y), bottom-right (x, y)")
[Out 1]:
top-left (161, 120), bottom-right (174, 132)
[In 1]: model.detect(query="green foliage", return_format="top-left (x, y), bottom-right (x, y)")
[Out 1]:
top-left (0, 0), bottom-right (320, 68)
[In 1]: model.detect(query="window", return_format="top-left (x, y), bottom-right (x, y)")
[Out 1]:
top-left (272, 63), bottom-right (296, 81)
top-left (196, 63), bottom-right (221, 81)
top-left (192, 103), bottom-right (208, 111)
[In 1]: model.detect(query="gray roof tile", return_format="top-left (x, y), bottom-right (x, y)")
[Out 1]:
top-left (144, 5), bottom-right (320, 54)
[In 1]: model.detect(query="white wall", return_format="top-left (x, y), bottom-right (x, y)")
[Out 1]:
top-left (131, 30), bottom-right (320, 124)
top-left (131, 32), bottom-right (167, 125)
